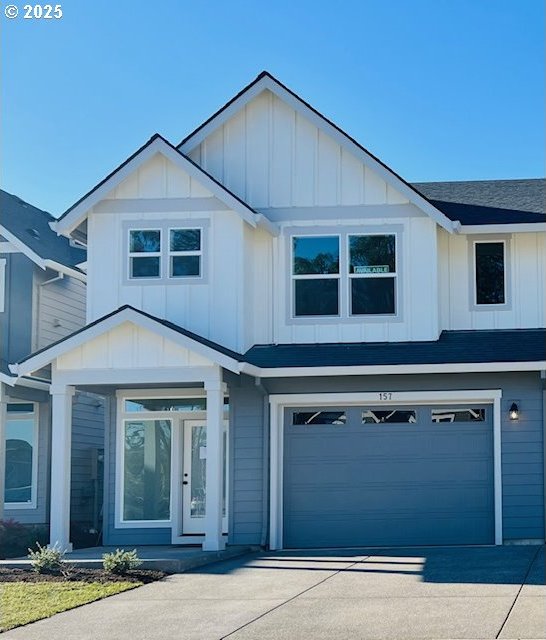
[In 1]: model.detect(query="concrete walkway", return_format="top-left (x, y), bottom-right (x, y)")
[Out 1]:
top-left (2, 545), bottom-right (544, 639)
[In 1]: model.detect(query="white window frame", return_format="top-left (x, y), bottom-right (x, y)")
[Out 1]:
top-left (3, 402), bottom-right (39, 510)
top-left (115, 389), bottom-right (208, 529)
top-left (347, 232), bottom-right (397, 317)
top-left (168, 227), bottom-right (203, 280)
top-left (289, 230), bottom-right (401, 320)
top-left (0, 258), bottom-right (6, 313)
top-left (472, 239), bottom-right (508, 307)
top-left (291, 234), bottom-right (342, 319)
top-left (127, 227), bottom-right (162, 281)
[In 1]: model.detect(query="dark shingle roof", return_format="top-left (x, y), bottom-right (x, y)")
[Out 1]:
top-left (412, 179), bottom-right (545, 225)
top-left (14, 305), bottom-right (546, 370)
top-left (243, 329), bottom-right (546, 368)
top-left (0, 189), bottom-right (85, 268)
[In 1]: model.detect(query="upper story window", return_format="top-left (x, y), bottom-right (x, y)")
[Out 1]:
top-left (349, 234), bottom-right (396, 315)
top-left (129, 229), bottom-right (161, 279)
top-left (291, 232), bottom-right (398, 319)
top-left (126, 223), bottom-right (206, 283)
top-left (169, 229), bottom-right (201, 277)
top-left (292, 236), bottom-right (340, 316)
top-left (474, 241), bottom-right (506, 305)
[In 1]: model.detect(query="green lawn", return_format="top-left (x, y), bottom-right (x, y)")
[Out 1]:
top-left (0, 581), bottom-right (141, 631)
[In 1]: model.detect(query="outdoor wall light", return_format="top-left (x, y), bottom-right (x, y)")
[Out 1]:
top-left (509, 403), bottom-right (519, 421)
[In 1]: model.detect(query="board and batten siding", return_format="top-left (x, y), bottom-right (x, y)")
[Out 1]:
top-left (438, 229), bottom-right (546, 331)
top-left (35, 271), bottom-right (86, 350)
top-left (86, 153), bottom-right (249, 353)
top-left (187, 90), bottom-right (410, 210)
top-left (264, 371), bottom-right (545, 542)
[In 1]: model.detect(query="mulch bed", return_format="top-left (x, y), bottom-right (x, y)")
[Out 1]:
top-left (0, 567), bottom-right (167, 584)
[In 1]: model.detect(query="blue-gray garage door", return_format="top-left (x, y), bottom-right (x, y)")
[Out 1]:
top-left (283, 405), bottom-right (494, 548)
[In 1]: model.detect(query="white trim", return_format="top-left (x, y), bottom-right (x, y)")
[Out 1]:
top-left (240, 360), bottom-right (546, 378)
top-left (269, 390), bottom-right (503, 550)
top-left (93, 196), bottom-right (229, 214)
top-left (179, 74), bottom-right (456, 233)
top-left (0, 257), bottom-right (5, 313)
top-left (3, 401), bottom-right (39, 510)
top-left (0, 241), bottom-right (20, 253)
top-left (459, 223), bottom-right (546, 234)
top-left (10, 306), bottom-right (241, 376)
top-left (53, 137), bottom-right (260, 237)
top-left (472, 239), bottom-right (508, 307)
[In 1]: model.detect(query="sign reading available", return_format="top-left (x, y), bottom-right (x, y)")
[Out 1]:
top-left (354, 265), bottom-right (390, 274)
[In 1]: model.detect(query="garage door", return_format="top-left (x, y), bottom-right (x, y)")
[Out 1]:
top-left (283, 404), bottom-right (494, 548)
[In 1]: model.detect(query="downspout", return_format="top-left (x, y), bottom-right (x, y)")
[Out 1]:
top-left (255, 377), bottom-right (270, 548)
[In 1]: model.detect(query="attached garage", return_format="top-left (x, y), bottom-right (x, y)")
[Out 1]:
top-left (282, 403), bottom-right (495, 548)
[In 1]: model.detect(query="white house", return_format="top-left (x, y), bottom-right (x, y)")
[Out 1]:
top-left (10, 72), bottom-right (546, 551)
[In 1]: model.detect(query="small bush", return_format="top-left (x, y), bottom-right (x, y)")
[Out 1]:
top-left (28, 543), bottom-right (67, 574)
top-left (103, 549), bottom-right (142, 574)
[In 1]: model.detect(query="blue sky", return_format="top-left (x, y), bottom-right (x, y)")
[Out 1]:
top-left (1, 0), bottom-right (544, 216)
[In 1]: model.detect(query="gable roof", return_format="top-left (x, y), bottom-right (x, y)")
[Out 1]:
top-left (0, 189), bottom-right (85, 270)
top-left (179, 71), bottom-right (457, 233)
top-left (10, 304), bottom-right (242, 376)
top-left (413, 179), bottom-right (546, 226)
top-left (53, 134), bottom-right (276, 237)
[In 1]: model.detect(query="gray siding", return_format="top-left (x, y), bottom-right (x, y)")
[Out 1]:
top-left (3, 386), bottom-right (50, 525)
top-left (229, 381), bottom-right (265, 546)
top-left (36, 271), bottom-right (86, 349)
top-left (0, 253), bottom-right (34, 364)
top-left (70, 391), bottom-right (105, 528)
top-left (265, 371), bottom-right (545, 542)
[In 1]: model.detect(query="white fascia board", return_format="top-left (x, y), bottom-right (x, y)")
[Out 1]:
top-left (0, 372), bottom-right (17, 387)
top-left (10, 307), bottom-right (240, 377)
top-left (255, 213), bottom-right (280, 236)
top-left (240, 360), bottom-right (546, 378)
top-left (43, 260), bottom-right (87, 282)
top-left (0, 225), bottom-right (45, 269)
top-left (54, 138), bottom-right (259, 237)
top-left (459, 223), bottom-right (546, 234)
top-left (180, 75), bottom-right (456, 234)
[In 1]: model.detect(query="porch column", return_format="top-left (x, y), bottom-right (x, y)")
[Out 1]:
top-left (49, 384), bottom-right (75, 551)
top-left (0, 388), bottom-right (7, 522)
top-left (203, 377), bottom-right (225, 551)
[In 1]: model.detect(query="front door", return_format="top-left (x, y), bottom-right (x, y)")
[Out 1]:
top-left (182, 420), bottom-right (228, 535)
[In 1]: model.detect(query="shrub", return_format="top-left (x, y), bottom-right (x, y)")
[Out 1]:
top-left (103, 548), bottom-right (142, 574)
top-left (28, 542), bottom-right (67, 574)
top-left (0, 520), bottom-right (49, 559)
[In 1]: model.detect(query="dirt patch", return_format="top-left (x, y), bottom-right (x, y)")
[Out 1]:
top-left (0, 567), bottom-right (166, 584)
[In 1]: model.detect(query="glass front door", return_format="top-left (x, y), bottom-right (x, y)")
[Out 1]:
top-left (182, 420), bottom-right (228, 534)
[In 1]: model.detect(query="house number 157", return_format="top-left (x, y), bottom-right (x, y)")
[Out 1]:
top-left (379, 392), bottom-right (393, 401)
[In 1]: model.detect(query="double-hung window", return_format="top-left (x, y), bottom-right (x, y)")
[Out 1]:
top-left (4, 403), bottom-right (38, 508)
top-left (169, 228), bottom-right (202, 278)
top-left (291, 232), bottom-right (397, 318)
top-left (127, 226), bottom-right (204, 281)
top-left (128, 229), bottom-right (161, 279)
top-left (349, 234), bottom-right (396, 315)
top-left (292, 236), bottom-right (340, 316)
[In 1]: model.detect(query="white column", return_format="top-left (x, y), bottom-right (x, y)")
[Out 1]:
top-left (203, 377), bottom-right (225, 551)
top-left (0, 387), bottom-right (7, 522)
top-left (49, 385), bottom-right (75, 551)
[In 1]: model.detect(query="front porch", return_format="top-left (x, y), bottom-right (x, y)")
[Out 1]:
top-left (9, 307), bottom-right (245, 553)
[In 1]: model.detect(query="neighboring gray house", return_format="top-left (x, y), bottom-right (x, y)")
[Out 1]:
top-left (8, 72), bottom-right (546, 552)
top-left (0, 189), bottom-right (104, 540)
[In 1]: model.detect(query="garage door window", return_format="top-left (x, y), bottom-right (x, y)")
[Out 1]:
top-left (293, 411), bottom-right (346, 425)
top-left (431, 408), bottom-right (485, 422)
top-left (362, 409), bottom-right (416, 424)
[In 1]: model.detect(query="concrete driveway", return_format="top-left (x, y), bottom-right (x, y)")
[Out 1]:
top-left (3, 545), bottom-right (544, 639)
